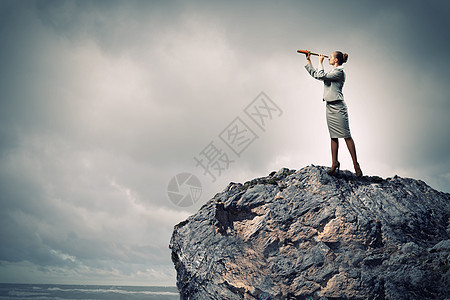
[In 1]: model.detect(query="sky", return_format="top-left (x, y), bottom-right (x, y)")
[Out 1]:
top-left (0, 0), bottom-right (449, 286)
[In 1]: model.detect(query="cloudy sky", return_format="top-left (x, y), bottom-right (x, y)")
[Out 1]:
top-left (0, 0), bottom-right (449, 286)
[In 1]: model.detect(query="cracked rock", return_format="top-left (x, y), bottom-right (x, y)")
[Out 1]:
top-left (170, 165), bottom-right (450, 299)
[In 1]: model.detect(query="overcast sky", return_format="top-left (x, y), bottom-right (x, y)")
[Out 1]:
top-left (0, 0), bottom-right (449, 286)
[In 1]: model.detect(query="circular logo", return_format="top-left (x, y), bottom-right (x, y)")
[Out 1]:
top-left (167, 173), bottom-right (202, 207)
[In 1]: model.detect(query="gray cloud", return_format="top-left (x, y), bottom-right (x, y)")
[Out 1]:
top-left (0, 0), bottom-right (448, 286)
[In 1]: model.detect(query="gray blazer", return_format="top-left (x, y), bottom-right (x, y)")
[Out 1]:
top-left (305, 63), bottom-right (345, 102)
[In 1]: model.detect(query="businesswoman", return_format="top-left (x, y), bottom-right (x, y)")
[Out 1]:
top-left (304, 51), bottom-right (362, 177)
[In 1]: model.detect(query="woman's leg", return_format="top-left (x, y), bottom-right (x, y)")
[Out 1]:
top-left (344, 137), bottom-right (362, 176)
top-left (328, 138), bottom-right (340, 175)
top-left (331, 138), bottom-right (339, 165)
top-left (344, 137), bottom-right (357, 165)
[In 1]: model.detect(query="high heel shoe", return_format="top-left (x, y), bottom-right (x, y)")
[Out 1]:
top-left (354, 163), bottom-right (363, 178)
top-left (327, 161), bottom-right (340, 176)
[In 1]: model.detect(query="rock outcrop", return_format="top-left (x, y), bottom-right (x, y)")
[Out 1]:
top-left (170, 165), bottom-right (449, 299)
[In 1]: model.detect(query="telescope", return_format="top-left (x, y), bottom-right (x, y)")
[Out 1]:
top-left (297, 49), bottom-right (329, 58)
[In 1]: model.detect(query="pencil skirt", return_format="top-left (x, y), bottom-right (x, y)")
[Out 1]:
top-left (326, 100), bottom-right (351, 138)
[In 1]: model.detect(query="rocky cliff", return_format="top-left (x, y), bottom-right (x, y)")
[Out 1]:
top-left (169, 165), bottom-right (449, 299)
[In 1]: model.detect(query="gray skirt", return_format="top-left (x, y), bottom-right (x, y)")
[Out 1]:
top-left (326, 100), bottom-right (351, 138)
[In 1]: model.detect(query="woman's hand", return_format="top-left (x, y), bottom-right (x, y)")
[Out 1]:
top-left (305, 52), bottom-right (311, 63)
top-left (319, 54), bottom-right (325, 64)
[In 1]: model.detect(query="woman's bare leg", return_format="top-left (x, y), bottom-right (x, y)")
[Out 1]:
top-left (344, 137), bottom-right (357, 165)
top-left (331, 138), bottom-right (339, 166)
top-left (345, 137), bottom-right (362, 176)
top-left (327, 138), bottom-right (340, 175)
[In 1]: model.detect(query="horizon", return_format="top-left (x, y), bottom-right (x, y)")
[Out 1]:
top-left (0, 282), bottom-right (176, 287)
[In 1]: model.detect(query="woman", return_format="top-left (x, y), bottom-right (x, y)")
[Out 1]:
top-left (304, 51), bottom-right (362, 177)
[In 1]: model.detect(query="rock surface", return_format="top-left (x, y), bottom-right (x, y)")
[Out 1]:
top-left (170, 165), bottom-right (450, 299)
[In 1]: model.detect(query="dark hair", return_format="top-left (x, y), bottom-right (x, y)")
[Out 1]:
top-left (334, 51), bottom-right (348, 65)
